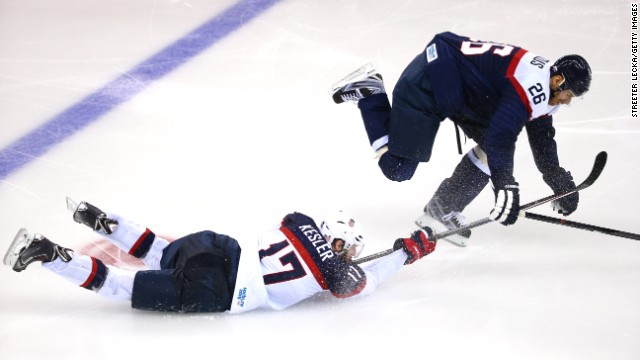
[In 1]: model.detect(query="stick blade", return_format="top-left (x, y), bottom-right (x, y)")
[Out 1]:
top-left (580, 151), bottom-right (607, 188)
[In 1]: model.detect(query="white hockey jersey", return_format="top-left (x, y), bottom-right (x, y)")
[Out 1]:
top-left (229, 212), bottom-right (407, 313)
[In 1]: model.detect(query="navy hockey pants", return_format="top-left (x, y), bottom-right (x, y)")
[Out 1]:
top-left (357, 53), bottom-right (445, 182)
top-left (131, 230), bottom-right (241, 313)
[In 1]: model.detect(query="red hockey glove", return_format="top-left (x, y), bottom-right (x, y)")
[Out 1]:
top-left (393, 227), bottom-right (436, 265)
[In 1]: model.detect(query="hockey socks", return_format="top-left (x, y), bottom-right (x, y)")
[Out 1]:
top-left (42, 254), bottom-right (135, 301)
top-left (99, 213), bottom-right (169, 270)
top-left (437, 147), bottom-right (490, 213)
top-left (68, 199), bottom-right (169, 269)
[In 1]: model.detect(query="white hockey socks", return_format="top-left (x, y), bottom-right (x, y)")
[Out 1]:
top-left (100, 213), bottom-right (169, 270)
top-left (42, 254), bottom-right (135, 301)
top-left (143, 236), bottom-right (169, 270)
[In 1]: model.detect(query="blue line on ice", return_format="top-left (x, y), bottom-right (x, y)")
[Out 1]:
top-left (0, 0), bottom-right (282, 180)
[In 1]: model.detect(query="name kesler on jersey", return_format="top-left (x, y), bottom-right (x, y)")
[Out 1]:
top-left (508, 51), bottom-right (556, 119)
top-left (279, 213), bottom-right (335, 289)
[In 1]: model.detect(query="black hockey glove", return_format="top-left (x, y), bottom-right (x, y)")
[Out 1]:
top-left (490, 181), bottom-right (520, 226)
top-left (393, 227), bottom-right (436, 265)
top-left (543, 168), bottom-right (579, 216)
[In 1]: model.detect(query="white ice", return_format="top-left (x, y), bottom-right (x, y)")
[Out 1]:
top-left (0, 1), bottom-right (638, 359)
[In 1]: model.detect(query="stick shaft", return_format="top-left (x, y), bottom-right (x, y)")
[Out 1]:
top-left (354, 151), bottom-right (608, 265)
top-left (524, 212), bottom-right (640, 240)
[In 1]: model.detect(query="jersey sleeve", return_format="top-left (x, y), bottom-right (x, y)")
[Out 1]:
top-left (324, 257), bottom-right (367, 298)
top-left (327, 249), bottom-right (408, 299)
top-left (526, 115), bottom-right (562, 175)
top-left (356, 249), bottom-right (407, 297)
top-left (483, 86), bottom-right (530, 187)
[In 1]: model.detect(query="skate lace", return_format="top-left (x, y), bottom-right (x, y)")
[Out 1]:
top-left (441, 211), bottom-right (466, 228)
top-left (340, 92), bottom-right (363, 102)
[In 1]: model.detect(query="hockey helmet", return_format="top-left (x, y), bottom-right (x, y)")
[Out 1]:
top-left (551, 54), bottom-right (592, 97)
top-left (319, 210), bottom-right (365, 258)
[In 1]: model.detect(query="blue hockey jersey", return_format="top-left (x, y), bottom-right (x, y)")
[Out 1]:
top-left (423, 32), bottom-right (561, 187)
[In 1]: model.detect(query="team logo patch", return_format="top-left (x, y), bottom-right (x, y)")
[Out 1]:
top-left (236, 287), bottom-right (247, 307)
top-left (426, 43), bottom-right (438, 62)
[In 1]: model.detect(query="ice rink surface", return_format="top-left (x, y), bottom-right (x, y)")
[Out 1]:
top-left (1, 0), bottom-right (638, 359)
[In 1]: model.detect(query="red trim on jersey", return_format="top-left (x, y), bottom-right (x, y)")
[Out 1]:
top-left (280, 226), bottom-right (329, 290)
top-left (128, 228), bottom-right (151, 256)
top-left (506, 48), bottom-right (532, 116)
top-left (80, 257), bottom-right (98, 288)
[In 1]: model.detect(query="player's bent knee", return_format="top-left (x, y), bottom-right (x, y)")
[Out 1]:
top-left (378, 152), bottom-right (418, 182)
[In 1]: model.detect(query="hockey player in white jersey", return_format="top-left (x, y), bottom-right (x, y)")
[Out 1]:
top-left (4, 198), bottom-right (436, 313)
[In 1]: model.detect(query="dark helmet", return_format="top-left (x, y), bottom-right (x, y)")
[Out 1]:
top-left (551, 54), bottom-right (592, 97)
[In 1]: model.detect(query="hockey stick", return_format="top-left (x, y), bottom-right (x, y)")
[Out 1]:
top-left (354, 151), bottom-right (608, 264)
top-left (523, 212), bottom-right (640, 241)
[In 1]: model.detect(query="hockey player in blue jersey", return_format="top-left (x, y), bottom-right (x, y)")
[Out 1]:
top-left (3, 198), bottom-right (436, 313)
top-left (332, 32), bottom-right (591, 244)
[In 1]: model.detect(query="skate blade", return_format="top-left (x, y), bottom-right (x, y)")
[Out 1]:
top-left (329, 62), bottom-right (377, 94)
top-left (415, 214), bottom-right (469, 247)
top-left (3, 228), bottom-right (33, 267)
top-left (66, 196), bottom-right (79, 212)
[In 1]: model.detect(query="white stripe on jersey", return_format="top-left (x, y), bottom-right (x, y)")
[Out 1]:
top-left (511, 52), bottom-right (561, 119)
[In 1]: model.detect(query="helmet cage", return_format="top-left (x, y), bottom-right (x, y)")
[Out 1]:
top-left (319, 210), bottom-right (365, 258)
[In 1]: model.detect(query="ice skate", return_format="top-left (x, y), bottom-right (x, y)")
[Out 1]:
top-left (416, 197), bottom-right (471, 247)
top-left (67, 197), bottom-right (118, 234)
top-left (3, 228), bottom-right (73, 272)
top-left (331, 62), bottom-right (385, 104)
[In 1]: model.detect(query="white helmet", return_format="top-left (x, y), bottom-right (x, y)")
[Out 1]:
top-left (319, 210), bottom-right (365, 258)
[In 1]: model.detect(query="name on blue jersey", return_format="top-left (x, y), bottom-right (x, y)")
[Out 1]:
top-left (298, 224), bottom-right (334, 262)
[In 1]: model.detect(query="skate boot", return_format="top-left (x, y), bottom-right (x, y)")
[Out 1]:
top-left (331, 63), bottom-right (385, 104)
top-left (67, 197), bottom-right (118, 234)
top-left (416, 196), bottom-right (471, 247)
top-left (3, 228), bottom-right (73, 272)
